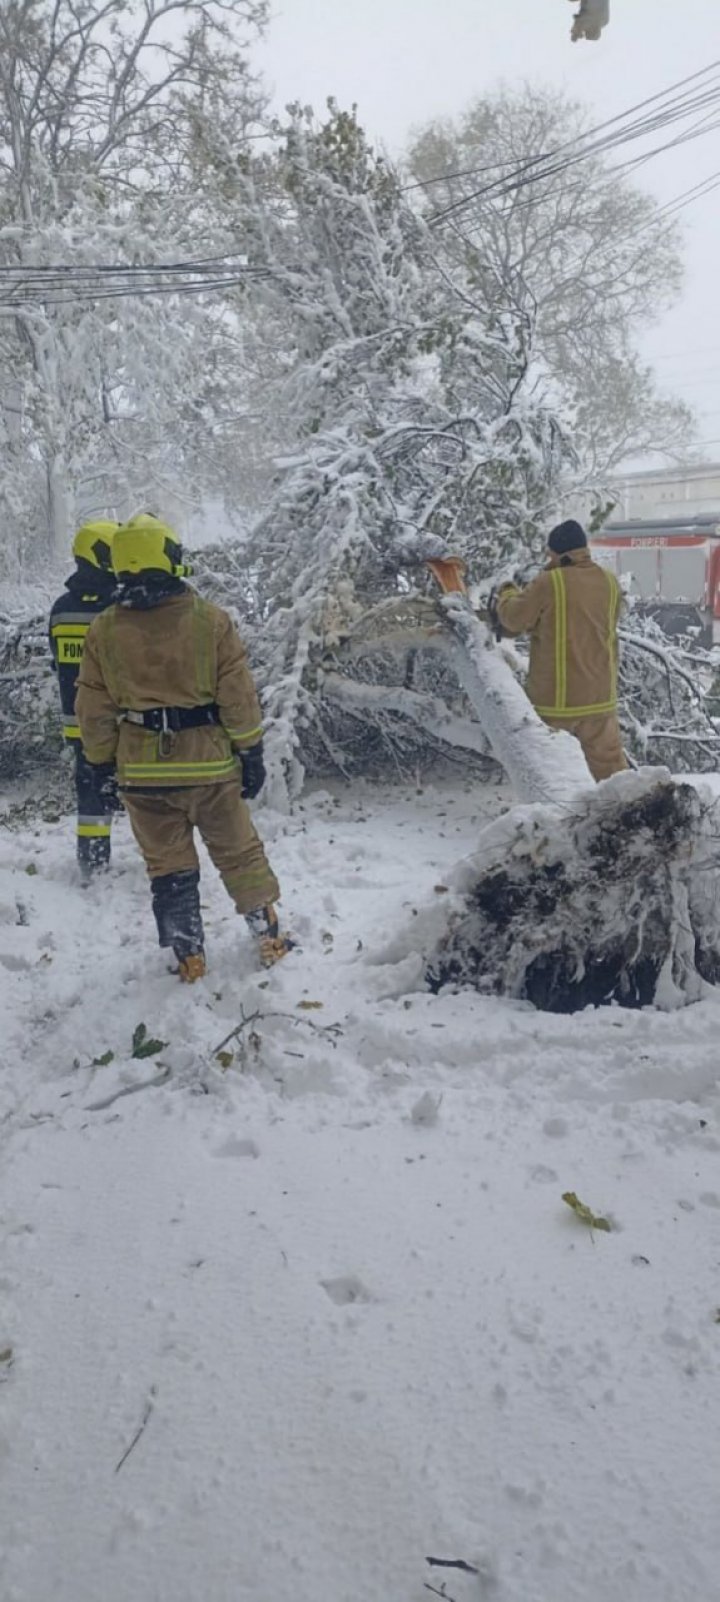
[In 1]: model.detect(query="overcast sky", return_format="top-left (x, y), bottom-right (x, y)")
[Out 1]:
top-left (257, 0), bottom-right (720, 461)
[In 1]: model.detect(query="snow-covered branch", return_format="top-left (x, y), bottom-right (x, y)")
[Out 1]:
top-left (321, 671), bottom-right (490, 757)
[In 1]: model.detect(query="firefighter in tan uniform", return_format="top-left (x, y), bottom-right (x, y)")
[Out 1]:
top-left (76, 514), bottom-right (291, 982)
top-left (494, 520), bottom-right (627, 782)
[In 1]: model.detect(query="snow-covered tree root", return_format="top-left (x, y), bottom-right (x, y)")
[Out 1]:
top-left (421, 600), bottom-right (720, 1012)
top-left (427, 769), bottom-right (720, 1012)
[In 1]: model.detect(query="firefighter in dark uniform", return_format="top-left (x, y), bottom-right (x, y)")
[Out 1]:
top-left (49, 521), bottom-right (120, 874)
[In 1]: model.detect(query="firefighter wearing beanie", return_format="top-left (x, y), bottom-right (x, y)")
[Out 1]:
top-left (494, 521), bottom-right (627, 782)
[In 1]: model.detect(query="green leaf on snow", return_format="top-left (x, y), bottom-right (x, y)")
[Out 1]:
top-left (93, 1050), bottom-right (114, 1067)
top-left (131, 1023), bottom-right (167, 1060)
top-left (562, 1191), bottom-right (612, 1233)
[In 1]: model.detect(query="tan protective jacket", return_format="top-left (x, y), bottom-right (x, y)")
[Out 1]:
top-left (496, 550), bottom-right (622, 720)
top-left (76, 589), bottom-right (263, 787)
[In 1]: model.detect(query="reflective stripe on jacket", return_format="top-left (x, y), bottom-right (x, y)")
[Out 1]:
top-left (496, 550), bottom-right (622, 719)
top-left (76, 589), bottom-right (264, 788)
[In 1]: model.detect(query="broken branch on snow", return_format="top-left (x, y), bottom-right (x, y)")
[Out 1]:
top-left (212, 1007), bottom-right (343, 1063)
top-left (426, 1556), bottom-right (480, 1575)
top-left (115, 1387), bottom-right (157, 1474)
top-left (85, 1065), bottom-right (172, 1112)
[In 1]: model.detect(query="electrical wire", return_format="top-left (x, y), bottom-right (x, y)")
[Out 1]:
top-left (430, 95), bottom-right (720, 226)
top-left (432, 67), bottom-right (720, 211)
top-left (0, 257), bottom-right (279, 310)
top-left (405, 58), bottom-right (720, 195)
top-left (1, 64), bottom-right (720, 310)
top-left (0, 253), bottom-right (256, 276)
top-left (3, 151), bottom-right (718, 312)
top-left (426, 61), bottom-right (720, 226)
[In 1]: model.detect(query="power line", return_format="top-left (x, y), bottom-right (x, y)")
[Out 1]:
top-left (1, 66), bottom-right (720, 313)
top-left (0, 254), bottom-right (255, 277)
top-left (432, 96), bottom-right (720, 226)
top-left (2, 154), bottom-right (718, 313)
top-left (0, 272), bottom-right (273, 310)
top-left (426, 61), bottom-right (720, 226)
top-left (0, 256), bottom-right (280, 310)
top-left (409, 58), bottom-right (720, 198)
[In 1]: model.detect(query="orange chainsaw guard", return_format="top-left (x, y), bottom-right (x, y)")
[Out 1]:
top-left (425, 556), bottom-right (468, 596)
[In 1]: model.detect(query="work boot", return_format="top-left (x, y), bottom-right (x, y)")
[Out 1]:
top-left (245, 904), bottom-right (294, 967)
top-left (151, 869), bottom-right (204, 947)
top-left (177, 951), bottom-right (207, 984)
top-left (77, 833), bottom-right (111, 884)
top-left (78, 858), bottom-right (110, 887)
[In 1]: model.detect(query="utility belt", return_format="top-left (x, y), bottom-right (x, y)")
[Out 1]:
top-left (123, 703), bottom-right (220, 733)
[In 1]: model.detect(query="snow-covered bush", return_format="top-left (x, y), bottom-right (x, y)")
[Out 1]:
top-left (0, 608), bottom-right (60, 782)
top-left (618, 608), bottom-right (720, 773)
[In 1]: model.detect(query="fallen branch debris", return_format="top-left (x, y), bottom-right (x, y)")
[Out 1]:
top-left (114, 1387), bottom-right (157, 1475)
top-left (426, 1555), bottom-right (480, 1575)
top-left (85, 1066), bottom-right (172, 1113)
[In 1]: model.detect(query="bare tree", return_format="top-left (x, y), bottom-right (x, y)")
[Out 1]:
top-left (0, 0), bottom-right (267, 562)
top-left (407, 86), bottom-right (694, 477)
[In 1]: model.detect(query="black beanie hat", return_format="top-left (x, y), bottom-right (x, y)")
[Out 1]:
top-left (547, 519), bottom-right (588, 555)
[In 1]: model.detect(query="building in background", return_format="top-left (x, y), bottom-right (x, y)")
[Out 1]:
top-left (610, 462), bottom-right (720, 522)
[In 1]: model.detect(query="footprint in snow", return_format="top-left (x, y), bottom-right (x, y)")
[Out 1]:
top-left (0, 951), bottom-right (33, 972)
top-left (320, 1274), bottom-right (374, 1306)
top-left (214, 1136), bottom-right (260, 1160)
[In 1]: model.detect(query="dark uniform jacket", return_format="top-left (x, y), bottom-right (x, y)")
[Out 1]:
top-left (48, 567), bottom-right (116, 742)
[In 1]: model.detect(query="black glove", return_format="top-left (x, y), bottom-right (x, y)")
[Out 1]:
top-left (486, 587), bottom-right (503, 640)
top-left (487, 583), bottom-right (515, 642)
top-left (92, 761), bottom-right (123, 812)
top-left (239, 742), bottom-right (266, 801)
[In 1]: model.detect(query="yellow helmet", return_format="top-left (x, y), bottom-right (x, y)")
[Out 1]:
top-left (72, 519), bottom-right (118, 572)
top-left (112, 514), bottom-right (192, 579)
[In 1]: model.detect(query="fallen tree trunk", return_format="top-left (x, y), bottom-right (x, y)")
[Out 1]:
top-left (440, 594), bottom-right (592, 803)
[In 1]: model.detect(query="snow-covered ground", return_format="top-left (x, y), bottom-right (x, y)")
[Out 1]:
top-left (2, 778), bottom-right (720, 1602)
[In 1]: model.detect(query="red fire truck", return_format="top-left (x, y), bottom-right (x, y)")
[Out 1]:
top-left (592, 515), bottom-right (720, 638)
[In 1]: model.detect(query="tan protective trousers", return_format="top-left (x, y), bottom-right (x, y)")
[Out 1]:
top-left (123, 780), bottom-right (280, 914)
top-left (541, 711), bottom-right (627, 783)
